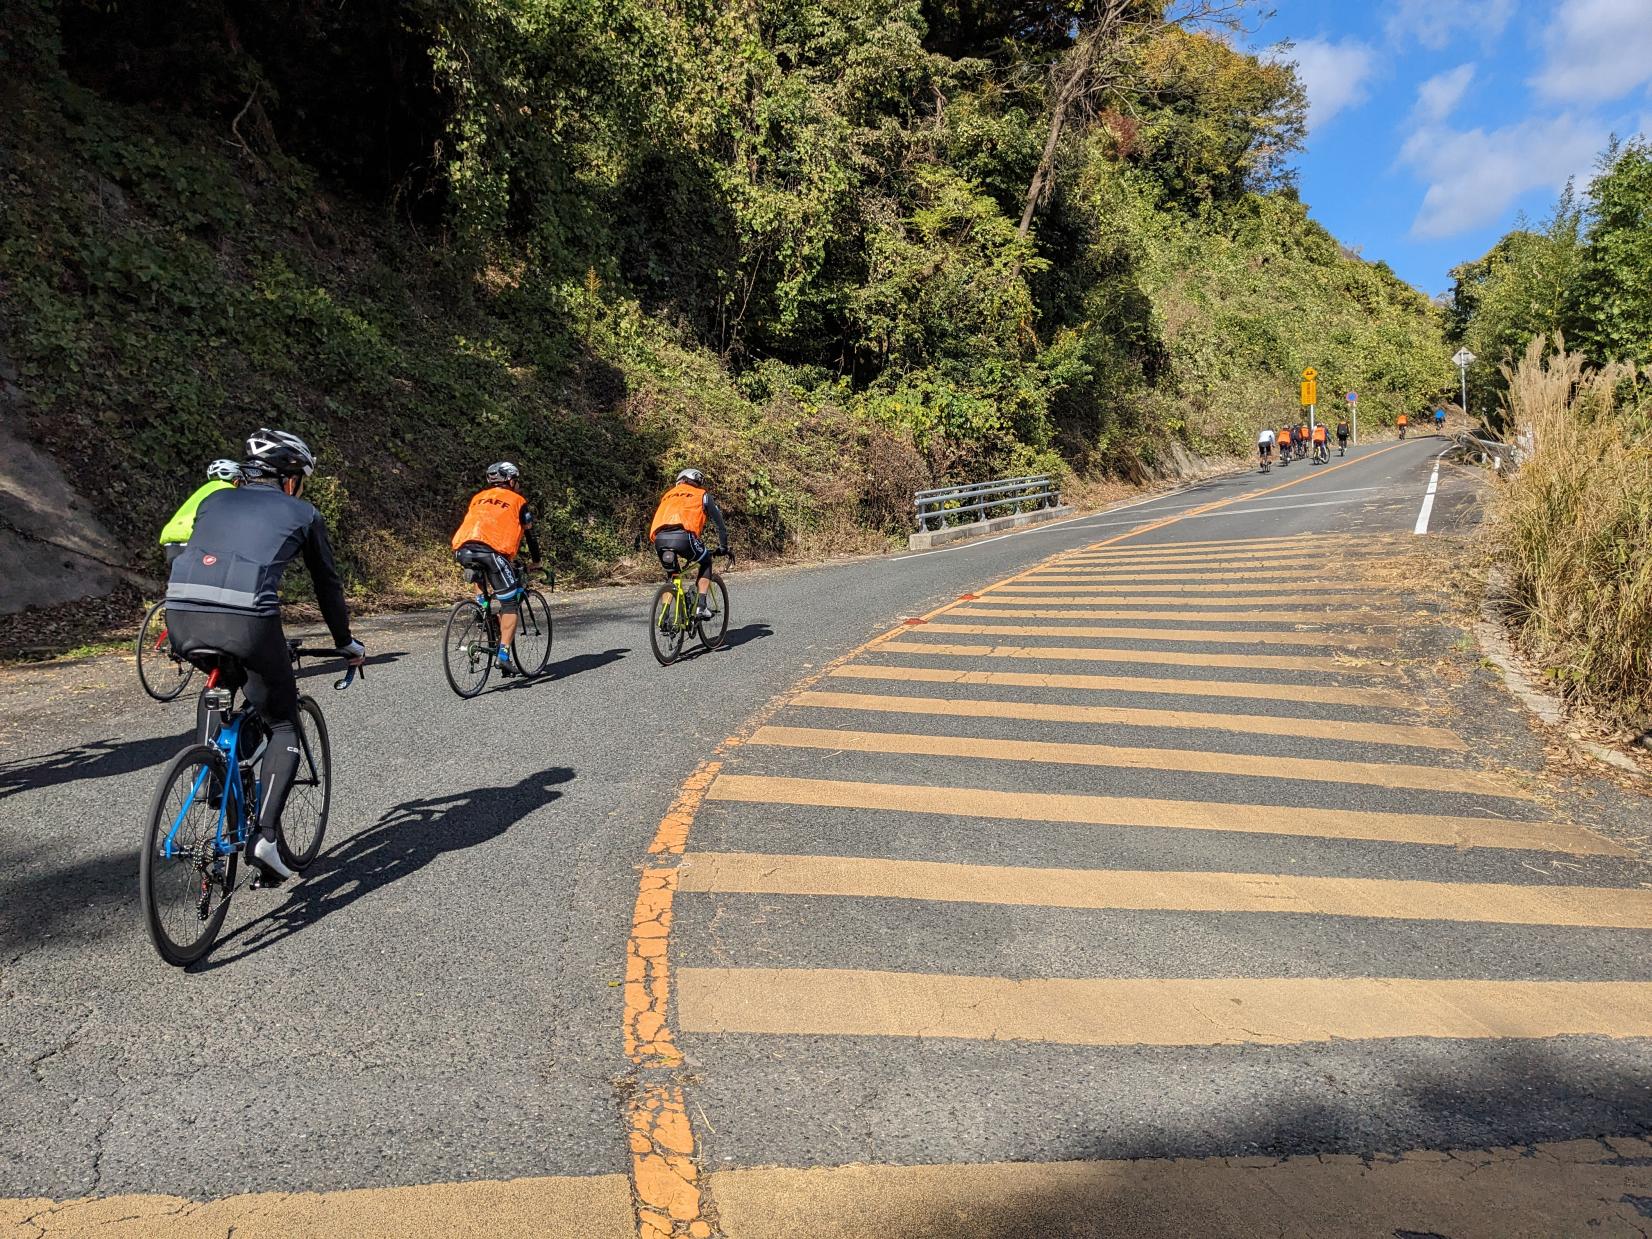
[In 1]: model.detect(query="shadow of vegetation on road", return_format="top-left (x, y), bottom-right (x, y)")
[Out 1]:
top-left (0, 730), bottom-right (190, 799)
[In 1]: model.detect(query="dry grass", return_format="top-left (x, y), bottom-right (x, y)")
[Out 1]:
top-left (1491, 335), bottom-right (1652, 729)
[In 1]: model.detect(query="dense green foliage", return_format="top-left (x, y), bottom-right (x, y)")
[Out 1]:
top-left (1449, 139), bottom-right (1652, 415)
top-left (1, 0), bottom-right (1449, 593)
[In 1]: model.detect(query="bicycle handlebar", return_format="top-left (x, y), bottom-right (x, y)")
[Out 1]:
top-left (289, 644), bottom-right (366, 691)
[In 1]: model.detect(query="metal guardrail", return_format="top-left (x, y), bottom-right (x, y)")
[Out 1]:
top-left (1454, 431), bottom-right (1523, 473)
top-left (915, 474), bottom-right (1059, 531)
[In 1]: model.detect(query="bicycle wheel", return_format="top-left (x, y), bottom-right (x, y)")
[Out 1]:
top-left (696, 573), bottom-right (730, 652)
top-left (650, 584), bottom-right (685, 666)
top-left (443, 600), bottom-right (493, 698)
top-left (136, 600), bottom-right (195, 702)
top-left (276, 696), bottom-right (331, 869)
top-left (139, 744), bottom-right (236, 966)
top-left (513, 589), bottom-right (554, 677)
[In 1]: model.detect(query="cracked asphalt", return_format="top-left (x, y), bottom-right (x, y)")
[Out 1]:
top-left (3, 436), bottom-right (1650, 1238)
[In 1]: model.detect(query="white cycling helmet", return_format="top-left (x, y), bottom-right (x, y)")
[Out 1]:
top-left (244, 428), bottom-right (316, 478)
top-left (485, 461), bottom-right (521, 485)
top-left (206, 459), bottom-right (243, 482)
top-left (675, 468), bottom-right (705, 486)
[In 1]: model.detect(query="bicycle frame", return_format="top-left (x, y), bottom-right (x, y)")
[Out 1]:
top-left (162, 710), bottom-right (257, 862)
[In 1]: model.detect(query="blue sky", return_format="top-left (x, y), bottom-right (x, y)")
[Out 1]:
top-left (1255, 0), bottom-right (1652, 295)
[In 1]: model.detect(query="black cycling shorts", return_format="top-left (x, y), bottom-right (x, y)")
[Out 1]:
top-left (455, 542), bottom-right (523, 612)
top-left (653, 528), bottom-right (711, 581)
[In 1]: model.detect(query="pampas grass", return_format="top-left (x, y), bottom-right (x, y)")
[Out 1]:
top-left (1492, 335), bottom-right (1652, 729)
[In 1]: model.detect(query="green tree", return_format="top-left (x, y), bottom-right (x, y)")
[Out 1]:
top-left (1570, 139), bottom-right (1652, 365)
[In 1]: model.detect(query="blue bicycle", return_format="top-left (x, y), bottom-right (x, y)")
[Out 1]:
top-left (138, 643), bottom-right (360, 966)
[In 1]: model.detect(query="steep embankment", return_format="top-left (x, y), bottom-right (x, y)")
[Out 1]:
top-left (0, 0), bottom-right (1448, 652)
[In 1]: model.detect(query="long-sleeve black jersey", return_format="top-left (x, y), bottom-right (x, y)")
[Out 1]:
top-left (165, 480), bottom-right (353, 648)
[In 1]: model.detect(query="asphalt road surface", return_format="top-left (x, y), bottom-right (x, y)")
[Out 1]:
top-left (3, 436), bottom-right (1649, 1238)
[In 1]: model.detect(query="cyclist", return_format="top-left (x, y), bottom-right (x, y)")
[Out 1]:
top-left (1397, 412), bottom-right (1409, 439)
top-left (1295, 420), bottom-right (1309, 459)
top-left (1335, 416), bottom-right (1351, 455)
top-left (158, 460), bottom-right (242, 564)
top-left (451, 462), bottom-right (543, 677)
top-left (1276, 425), bottom-right (1293, 466)
top-left (1434, 407), bottom-right (1446, 433)
top-left (649, 468), bottom-right (732, 620)
top-left (1257, 426), bottom-right (1275, 469)
top-left (164, 429), bottom-right (364, 884)
top-left (1311, 421), bottom-right (1329, 463)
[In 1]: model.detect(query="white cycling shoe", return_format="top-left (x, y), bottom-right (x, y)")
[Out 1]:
top-left (252, 836), bottom-right (296, 883)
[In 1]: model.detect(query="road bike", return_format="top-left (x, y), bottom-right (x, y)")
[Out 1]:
top-left (1258, 447), bottom-right (1271, 474)
top-left (1312, 440), bottom-right (1329, 465)
top-left (442, 560), bottom-right (554, 698)
top-left (651, 549), bottom-right (730, 666)
top-left (1337, 437), bottom-right (1348, 457)
top-left (138, 644), bottom-right (360, 966)
top-left (1399, 422), bottom-right (1408, 440)
top-left (136, 600), bottom-right (196, 701)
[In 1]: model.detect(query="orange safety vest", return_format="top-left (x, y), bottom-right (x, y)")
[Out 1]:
top-left (1312, 425), bottom-right (1327, 443)
top-left (451, 486), bottom-right (528, 556)
top-left (1397, 414), bottom-right (1408, 425)
top-left (650, 483), bottom-right (708, 539)
top-left (1277, 430), bottom-right (1292, 446)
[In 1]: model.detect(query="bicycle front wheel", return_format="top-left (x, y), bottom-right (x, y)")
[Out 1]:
top-left (136, 601), bottom-right (195, 702)
top-left (650, 584), bottom-right (685, 666)
top-left (696, 573), bottom-right (730, 652)
top-left (140, 744), bottom-right (236, 966)
top-left (443, 600), bottom-right (493, 698)
top-left (513, 590), bottom-right (554, 677)
top-left (277, 696), bottom-right (331, 869)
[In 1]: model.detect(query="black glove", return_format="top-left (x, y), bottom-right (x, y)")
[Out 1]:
top-left (724, 548), bottom-right (736, 567)
top-left (632, 531), bottom-right (644, 553)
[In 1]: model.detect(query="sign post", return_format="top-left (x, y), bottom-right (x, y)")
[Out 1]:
top-left (1301, 367), bottom-right (1318, 436)
top-left (1346, 391), bottom-right (1357, 444)
top-left (1452, 348), bottom-right (1475, 425)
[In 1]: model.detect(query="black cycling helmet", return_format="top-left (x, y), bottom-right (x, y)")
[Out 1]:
top-left (486, 461), bottom-right (521, 485)
top-left (675, 468), bottom-right (705, 487)
top-left (244, 428), bottom-right (316, 478)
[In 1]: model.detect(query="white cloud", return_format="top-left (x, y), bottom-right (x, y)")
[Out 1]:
top-left (1399, 112), bottom-right (1606, 239)
top-left (1414, 63), bottom-right (1476, 123)
top-left (1276, 38), bottom-right (1378, 132)
top-left (1384, 0), bottom-right (1514, 51)
top-left (1533, 0), bottom-right (1652, 104)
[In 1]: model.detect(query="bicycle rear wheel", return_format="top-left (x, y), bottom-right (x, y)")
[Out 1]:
top-left (696, 573), bottom-right (730, 652)
top-left (136, 601), bottom-right (195, 702)
top-left (276, 696), bottom-right (331, 869)
top-left (443, 600), bottom-right (493, 698)
top-left (650, 584), bottom-right (685, 665)
top-left (513, 589), bottom-right (554, 677)
top-left (139, 744), bottom-right (236, 966)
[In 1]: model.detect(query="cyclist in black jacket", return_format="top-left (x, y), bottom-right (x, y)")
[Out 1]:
top-left (165, 428), bottom-right (364, 883)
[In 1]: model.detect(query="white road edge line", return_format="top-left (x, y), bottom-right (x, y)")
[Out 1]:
top-left (1413, 454), bottom-right (1446, 536)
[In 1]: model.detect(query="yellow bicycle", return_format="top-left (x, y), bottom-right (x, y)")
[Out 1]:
top-left (650, 550), bottom-right (729, 665)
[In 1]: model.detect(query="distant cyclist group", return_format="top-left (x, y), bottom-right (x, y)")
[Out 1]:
top-left (1256, 408), bottom-right (1443, 472)
top-left (141, 428), bottom-right (734, 962)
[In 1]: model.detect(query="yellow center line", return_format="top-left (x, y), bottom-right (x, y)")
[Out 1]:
top-left (986, 582), bottom-right (1412, 595)
top-left (972, 593), bottom-right (1386, 608)
top-left (678, 852), bottom-right (1652, 928)
top-left (707, 773), bottom-right (1622, 855)
top-left (675, 970), bottom-right (1652, 1046)
top-left (747, 724), bottom-right (1514, 798)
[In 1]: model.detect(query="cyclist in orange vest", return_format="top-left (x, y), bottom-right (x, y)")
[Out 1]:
top-left (1311, 422), bottom-right (1329, 462)
top-left (1276, 426), bottom-right (1294, 465)
top-left (451, 462), bottom-right (542, 675)
top-left (1397, 412), bottom-right (1409, 439)
top-left (649, 468), bottom-right (732, 619)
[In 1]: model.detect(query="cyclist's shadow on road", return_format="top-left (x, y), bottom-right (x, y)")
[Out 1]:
top-left (679, 622), bottom-right (773, 662)
top-left (195, 766), bottom-right (575, 969)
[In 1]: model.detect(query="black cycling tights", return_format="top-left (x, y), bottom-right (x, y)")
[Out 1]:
top-left (167, 609), bottom-right (301, 844)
